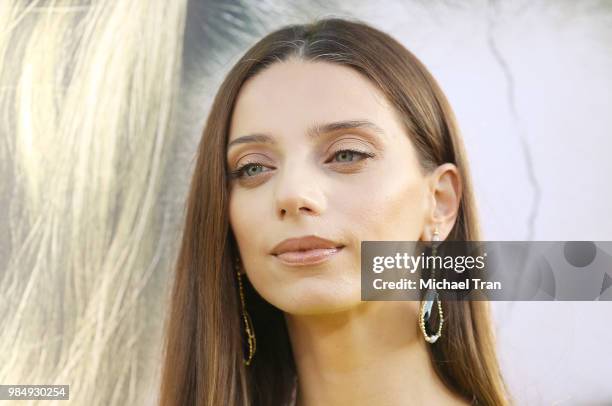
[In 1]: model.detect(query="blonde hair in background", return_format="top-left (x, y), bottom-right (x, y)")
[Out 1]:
top-left (0, 1), bottom-right (186, 405)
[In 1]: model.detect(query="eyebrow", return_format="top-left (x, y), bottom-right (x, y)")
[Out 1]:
top-left (227, 119), bottom-right (387, 150)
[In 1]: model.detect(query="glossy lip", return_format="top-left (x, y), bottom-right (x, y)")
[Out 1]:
top-left (271, 235), bottom-right (345, 266)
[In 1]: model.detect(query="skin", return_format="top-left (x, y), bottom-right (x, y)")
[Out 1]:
top-left (227, 59), bottom-right (466, 405)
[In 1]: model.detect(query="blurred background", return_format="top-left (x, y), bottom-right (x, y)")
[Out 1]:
top-left (1, 1), bottom-right (611, 405)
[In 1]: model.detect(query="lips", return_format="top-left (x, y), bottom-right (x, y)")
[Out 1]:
top-left (271, 235), bottom-right (345, 266)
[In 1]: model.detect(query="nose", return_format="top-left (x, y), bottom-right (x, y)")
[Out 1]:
top-left (274, 161), bottom-right (326, 219)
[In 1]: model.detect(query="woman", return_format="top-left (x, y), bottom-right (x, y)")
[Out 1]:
top-left (159, 17), bottom-right (510, 406)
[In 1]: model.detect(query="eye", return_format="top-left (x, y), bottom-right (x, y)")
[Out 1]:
top-left (330, 148), bottom-right (375, 163)
top-left (229, 162), bottom-right (272, 180)
top-left (229, 148), bottom-right (376, 181)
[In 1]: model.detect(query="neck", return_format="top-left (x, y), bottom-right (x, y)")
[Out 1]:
top-left (284, 301), bottom-right (468, 406)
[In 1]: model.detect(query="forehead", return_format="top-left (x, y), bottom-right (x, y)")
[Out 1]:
top-left (228, 60), bottom-right (398, 143)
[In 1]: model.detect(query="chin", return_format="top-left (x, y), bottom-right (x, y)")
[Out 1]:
top-left (271, 280), bottom-right (362, 316)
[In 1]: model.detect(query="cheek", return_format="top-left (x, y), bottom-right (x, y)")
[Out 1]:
top-left (229, 193), bottom-right (260, 257)
top-left (339, 171), bottom-right (427, 242)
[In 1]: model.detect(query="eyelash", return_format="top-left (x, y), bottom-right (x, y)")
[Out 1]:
top-left (229, 148), bottom-right (375, 180)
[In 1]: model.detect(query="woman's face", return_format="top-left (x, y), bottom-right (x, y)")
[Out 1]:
top-left (227, 59), bottom-right (433, 315)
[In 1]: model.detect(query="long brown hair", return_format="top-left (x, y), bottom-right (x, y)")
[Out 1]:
top-left (159, 17), bottom-right (511, 406)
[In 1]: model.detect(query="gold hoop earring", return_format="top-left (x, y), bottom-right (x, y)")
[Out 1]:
top-left (235, 259), bottom-right (256, 366)
top-left (419, 227), bottom-right (444, 344)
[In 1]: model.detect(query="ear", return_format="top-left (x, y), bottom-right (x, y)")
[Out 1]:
top-left (423, 163), bottom-right (462, 241)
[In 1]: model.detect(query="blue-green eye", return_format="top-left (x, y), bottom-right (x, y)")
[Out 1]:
top-left (230, 163), bottom-right (270, 179)
top-left (332, 149), bottom-right (375, 163)
top-left (229, 149), bottom-right (375, 181)
top-left (244, 164), bottom-right (264, 176)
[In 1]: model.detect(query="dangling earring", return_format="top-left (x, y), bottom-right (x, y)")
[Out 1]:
top-left (419, 226), bottom-right (444, 344)
top-left (235, 258), bottom-right (256, 366)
